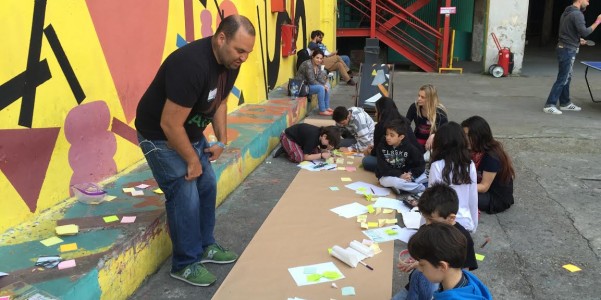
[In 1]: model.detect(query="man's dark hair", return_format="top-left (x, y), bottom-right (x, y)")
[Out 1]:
top-left (383, 119), bottom-right (408, 137)
top-left (321, 126), bottom-right (341, 148)
top-left (332, 106), bottom-right (350, 123)
top-left (408, 222), bottom-right (467, 269)
top-left (417, 183), bottom-right (459, 218)
top-left (310, 30), bottom-right (325, 39)
top-left (215, 15), bottom-right (256, 40)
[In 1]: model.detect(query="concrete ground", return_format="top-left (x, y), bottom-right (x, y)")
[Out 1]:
top-left (130, 45), bottom-right (601, 300)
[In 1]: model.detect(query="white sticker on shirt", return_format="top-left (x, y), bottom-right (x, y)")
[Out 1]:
top-left (207, 88), bottom-right (217, 102)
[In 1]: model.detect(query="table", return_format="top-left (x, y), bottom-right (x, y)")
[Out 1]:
top-left (581, 61), bottom-right (601, 103)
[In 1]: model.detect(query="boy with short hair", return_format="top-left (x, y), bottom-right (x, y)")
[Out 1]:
top-left (407, 222), bottom-right (491, 299)
top-left (393, 183), bottom-right (479, 300)
top-left (375, 119), bottom-right (426, 195)
top-left (332, 106), bottom-right (375, 153)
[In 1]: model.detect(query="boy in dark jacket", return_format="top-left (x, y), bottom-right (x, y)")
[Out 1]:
top-left (375, 119), bottom-right (426, 194)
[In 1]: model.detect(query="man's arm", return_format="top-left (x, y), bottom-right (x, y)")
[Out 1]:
top-left (161, 99), bottom-right (202, 180)
top-left (205, 99), bottom-right (227, 160)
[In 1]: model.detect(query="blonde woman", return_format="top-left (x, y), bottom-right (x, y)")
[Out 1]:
top-left (405, 84), bottom-right (448, 151)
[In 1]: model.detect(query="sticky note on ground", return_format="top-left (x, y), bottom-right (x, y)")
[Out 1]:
top-left (153, 188), bottom-right (164, 194)
top-left (341, 177), bottom-right (352, 182)
top-left (475, 253), bottom-right (485, 261)
top-left (383, 208), bottom-right (394, 214)
top-left (40, 236), bottom-right (63, 247)
top-left (121, 216), bottom-right (137, 223)
top-left (122, 187), bottom-right (135, 193)
top-left (103, 215), bottom-right (119, 223)
top-left (131, 190), bottom-right (144, 196)
top-left (562, 264), bottom-right (582, 272)
top-left (329, 187), bottom-right (340, 191)
top-left (55, 224), bottom-right (79, 236)
top-left (136, 184), bottom-right (150, 189)
top-left (103, 195), bottom-right (117, 202)
top-left (58, 259), bottom-right (76, 270)
top-left (341, 286), bottom-right (356, 296)
top-left (60, 243), bottom-right (78, 252)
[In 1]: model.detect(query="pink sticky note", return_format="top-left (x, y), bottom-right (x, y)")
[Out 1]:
top-left (346, 166), bottom-right (356, 172)
top-left (121, 216), bottom-right (137, 223)
top-left (136, 184), bottom-right (150, 189)
top-left (58, 259), bottom-right (76, 270)
top-left (0, 296), bottom-right (10, 300)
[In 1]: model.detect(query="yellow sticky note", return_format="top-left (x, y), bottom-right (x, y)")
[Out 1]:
top-left (326, 157), bottom-right (335, 164)
top-left (562, 264), bottom-right (582, 272)
top-left (360, 222), bottom-right (369, 229)
top-left (341, 177), bottom-right (352, 182)
top-left (475, 253), bottom-right (485, 261)
top-left (386, 218), bottom-right (398, 224)
top-left (153, 188), bottom-right (164, 194)
top-left (347, 161), bottom-right (354, 165)
top-left (103, 215), bottom-right (119, 223)
top-left (122, 187), bottom-right (135, 193)
top-left (103, 195), bottom-right (117, 202)
top-left (378, 219), bottom-right (386, 227)
top-left (55, 224), bottom-right (79, 236)
top-left (383, 209), bottom-right (394, 214)
top-left (60, 243), bottom-right (78, 252)
top-left (364, 193), bottom-right (373, 201)
top-left (367, 222), bottom-right (379, 228)
top-left (366, 205), bottom-right (375, 214)
top-left (328, 248), bottom-right (333, 254)
top-left (40, 236), bottom-right (63, 247)
top-left (376, 207), bottom-right (382, 215)
top-left (298, 161), bottom-right (311, 167)
top-left (356, 215), bottom-right (367, 223)
top-left (337, 167), bottom-right (345, 171)
top-left (336, 158), bottom-right (344, 164)
top-left (370, 243), bottom-right (382, 254)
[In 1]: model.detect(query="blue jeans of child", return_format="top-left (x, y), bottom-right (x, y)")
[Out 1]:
top-left (545, 46), bottom-right (577, 107)
top-left (138, 134), bottom-right (216, 272)
top-left (309, 83), bottom-right (330, 112)
top-left (392, 269), bottom-right (439, 300)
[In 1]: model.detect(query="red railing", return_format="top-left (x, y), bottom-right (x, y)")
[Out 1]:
top-left (338, 0), bottom-right (447, 72)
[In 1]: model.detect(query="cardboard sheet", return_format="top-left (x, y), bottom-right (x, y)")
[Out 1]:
top-left (213, 156), bottom-right (393, 299)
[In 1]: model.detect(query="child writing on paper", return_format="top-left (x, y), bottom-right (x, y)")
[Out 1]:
top-left (429, 122), bottom-right (478, 233)
top-left (375, 119), bottom-right (427, 195)
top-left (392, 183), bottom-right (478, 300)
top-left (406, 223), bottom-right (491, 300)
top-left (275, 123), bottom-right (340, 163)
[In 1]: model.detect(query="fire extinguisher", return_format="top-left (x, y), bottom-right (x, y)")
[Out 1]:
top-left (489, 33), bottom-right (513, 78)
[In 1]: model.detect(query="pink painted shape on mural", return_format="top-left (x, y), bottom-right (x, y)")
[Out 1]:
top-left (0, 128), bottom-right (61, 212)
top-left (85, 0), bottom-right (169, 123)
top-left (64, 101), bottom-right (117, 193)
top-left (200, 10), bottom-right (213, 38)
top-left (216, 1), bottom-right (239, 29)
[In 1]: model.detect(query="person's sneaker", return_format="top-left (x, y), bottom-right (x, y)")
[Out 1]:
top-left (273, 146), bottom-right (285, 158)
top-left (347, 79), bottom-right (357, 86)
top-left (201, 243), bottom-right (238, 264)
top-left (559, 103), bottom-right (582, 111)
top-left (543, 106), bottom-right (562, 115)
top-left (170, 263), bottom-right (216, 286)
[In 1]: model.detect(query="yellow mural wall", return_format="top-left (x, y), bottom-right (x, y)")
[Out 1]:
top-left (0, 0), bottom-right (336, 232)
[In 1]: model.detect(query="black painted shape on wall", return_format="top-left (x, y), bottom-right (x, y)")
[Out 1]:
top-left (0, 60), bottom-right (52, 111)
top-left (19, 0), bottom-right (47, 128)
top-left (44, 24), bottom-right (86, 104)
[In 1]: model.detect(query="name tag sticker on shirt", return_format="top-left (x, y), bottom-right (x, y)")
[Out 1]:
top-left (207, 88), bottom-right (217, 102)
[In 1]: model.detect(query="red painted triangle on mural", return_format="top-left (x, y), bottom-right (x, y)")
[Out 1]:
top-left (0, 128), bottom-right (61, 212)
top-left (85, 0), bottom-right (169, 123)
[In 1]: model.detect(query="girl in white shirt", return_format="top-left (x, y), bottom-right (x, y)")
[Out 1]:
top-left (428, 122), bottom-right (478, 232)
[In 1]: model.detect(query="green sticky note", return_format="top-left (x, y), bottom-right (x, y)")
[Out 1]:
top-left (475, 253), bottom-right (485, 261)
top-left (307, 274), bottom-right (322, 282)
top-left (385, 229), bottom-right (397, 235)
top-left (357, 187), bottom-right (367, 192)
top-left (322, 271), bottom-right (341, 279)
top-left (366, 204), bottom-right (375, 214)
top-left (329, 186), bottom-right (340, 191)
top-left (40, 236), bottom-right (63, 247)
top-left (103, 215), bottom-right (119, 223)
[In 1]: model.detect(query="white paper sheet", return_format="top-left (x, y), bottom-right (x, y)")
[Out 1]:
top-left (297, 161), bottom-right (337, 172)
top-left (330, 202), bottom-right (369, 218)
top-left (401, 211), bottom-right (422, 229)
top-left (344, 181), bottom-right (390, 196)
top-left (288, 262), bottom-right (345, 286)
top-left (372, 197), bottom-right (411, 213)
top-left (362, 225), bottom-right (417, 243)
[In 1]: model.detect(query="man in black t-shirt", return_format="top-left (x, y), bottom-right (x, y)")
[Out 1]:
top-left (135, 15), bottom-right (255, 287)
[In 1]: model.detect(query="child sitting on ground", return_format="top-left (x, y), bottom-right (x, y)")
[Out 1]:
top-left (273, 123), bottom-right (340, 163)
top-left (407, 222), bottom-right (491, 300)
top-left (393, 183), bottom-right (478, 300)
top-left (375, 119), bottom-right (426, 195)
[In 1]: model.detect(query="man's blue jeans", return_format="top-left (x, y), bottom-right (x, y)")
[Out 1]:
top-left (138, 134), bottom-right (216, 272)
top-left (545, 46), bottom-right (577, 107)
top-left (340, 55), bottom-right (351, 69)
top-left (309, 83), bottom-right (330, 112)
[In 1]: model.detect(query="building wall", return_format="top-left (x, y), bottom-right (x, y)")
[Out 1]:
top-left (484, 0), bottom-right (530, 74)
top-left (0, 0), bottom-right (335, 232)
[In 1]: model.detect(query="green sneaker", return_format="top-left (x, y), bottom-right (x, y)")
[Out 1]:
top-left (170, 263), bottom-right (216, 286)
top-left (200, 243), bottom-right (238, 264)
